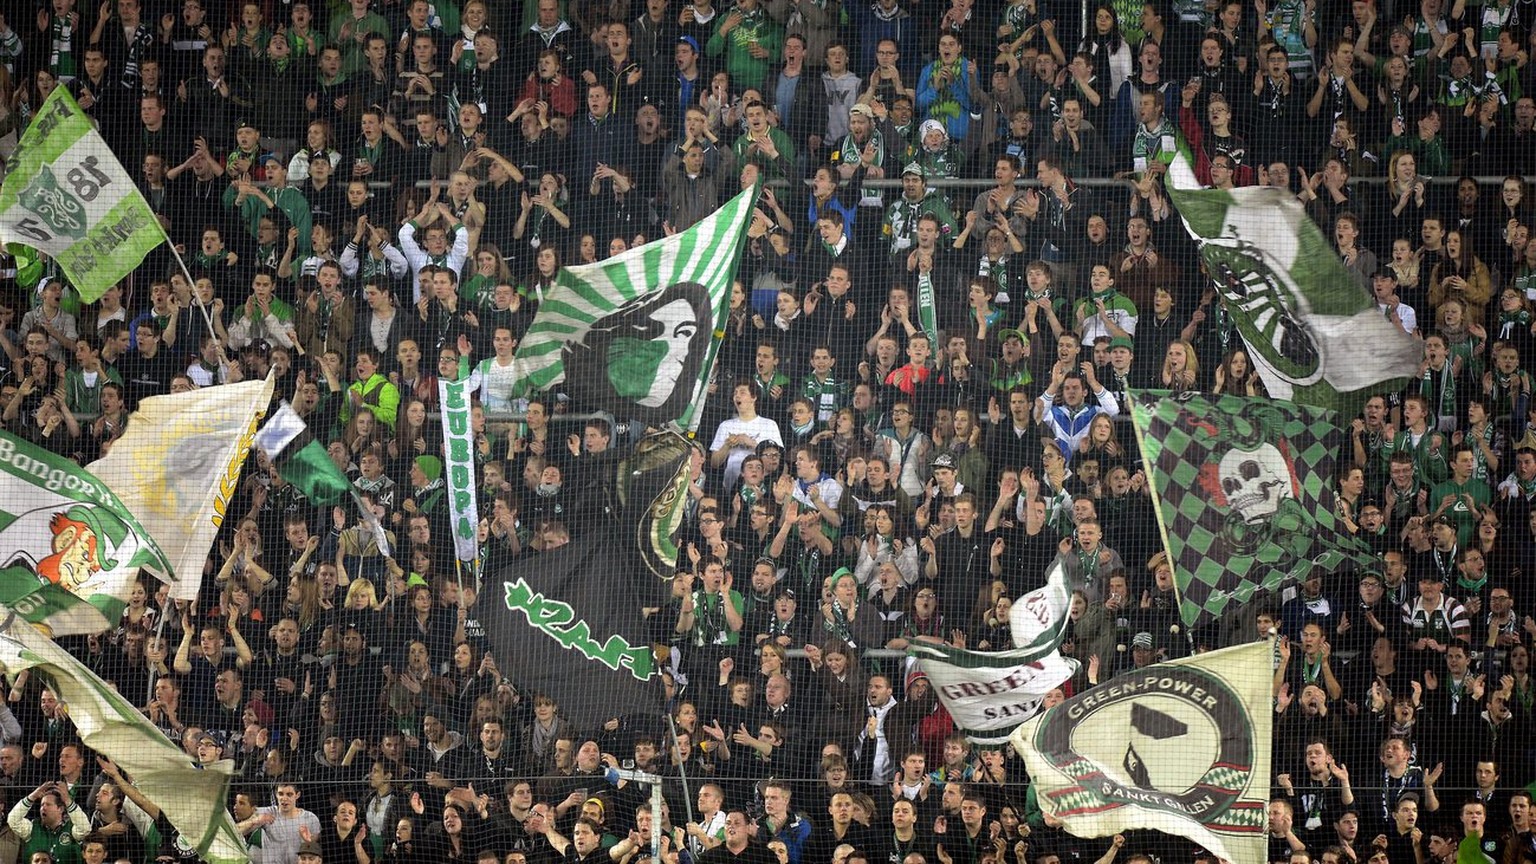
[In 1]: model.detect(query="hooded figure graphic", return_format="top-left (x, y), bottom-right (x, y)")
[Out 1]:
top-left (560, 281), bottom-right (714, 426)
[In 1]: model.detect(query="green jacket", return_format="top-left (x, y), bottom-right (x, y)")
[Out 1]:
top-left (8, 799), bottom-right (91, 864)
top-left (706, 7), bottom-right (783, 91)
top-left (222, 184), bottom-right (313, 260)
top-left (344, 373), bottom-right (402, 432)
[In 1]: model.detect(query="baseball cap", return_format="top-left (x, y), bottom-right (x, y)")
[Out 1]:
top-left (931, 453), bottom-right (956, 470)
top-left (298, 840), bottom-right (323, 859)
top-left (1108, 336), bottom-right (1134, 352)
top-left (998, 328), bottom-right (1026, 343)
top-left (677, 35), bottom-right (700, 53)
top-left (1132, 632), bottom-right (1154, 650)
top-left (849, 103), bottom-right (874, 120)
top-left (901, 162), bottom-right (925, 178)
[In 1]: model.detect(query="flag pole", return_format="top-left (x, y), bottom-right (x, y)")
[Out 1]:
top-left (167, 244), bottom-right (230, 364)
top-left (666, 710), bottom-right (695, 828)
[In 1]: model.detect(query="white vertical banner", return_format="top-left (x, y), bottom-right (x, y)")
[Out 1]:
top-left (437, 377), bottom-right (480, 563)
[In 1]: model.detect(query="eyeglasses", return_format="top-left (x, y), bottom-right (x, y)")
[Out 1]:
top-left (917, 592), bottom-right (936, 598)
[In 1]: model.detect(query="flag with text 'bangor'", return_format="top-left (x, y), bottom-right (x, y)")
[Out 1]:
top-left (0, 617), bottom-right (249, 864)
top-left (1011, 641), bottom-right (1274, 864)
top-left (1128, 391), bottom-right (1379, 630)
top-left (1165, 147), bottom-right (1418, 418)
top-left (89, 376), bottom-right (277, 601)
top-left (910, 557), bottom-right (1078, 745)
top-left (512, 185), bottom-right (757, 433)
top-left (478, 430), bottom-right (693, 729)
top-left (0, 87), bottom-right (168, 301)
top-left (0, 432), bottom-right (173, 635)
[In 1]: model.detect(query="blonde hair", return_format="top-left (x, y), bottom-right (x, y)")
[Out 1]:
top-left (346, 578), bottom-right (381, 610)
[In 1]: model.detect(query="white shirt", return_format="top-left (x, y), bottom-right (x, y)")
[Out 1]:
top-left (709, 414), bottom-right (783, 490)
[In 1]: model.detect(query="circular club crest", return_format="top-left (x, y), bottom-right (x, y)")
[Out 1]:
top-left (1031, 666), bottom-right (1257, 830)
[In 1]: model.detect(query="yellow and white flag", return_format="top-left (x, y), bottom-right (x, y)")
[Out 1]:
top-left (88, 376), bottom-right (276, 600)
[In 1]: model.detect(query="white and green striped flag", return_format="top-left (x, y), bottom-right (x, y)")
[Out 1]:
top-left (0, 432), bottom-right (174, 635)
top-left (0, 86), bottom-right (169, 301)
top-left (0, 615), bottom-right (250, 864)
top-left (512, 185), bottom-right (757, 434)
top-left (1165, 147), bottom-right (1420, 417)
top-left (909, 557), bottom-right (1078, 745)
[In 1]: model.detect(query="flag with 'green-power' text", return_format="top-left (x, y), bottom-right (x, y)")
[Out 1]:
top-left (511, 186), bottom-right (756, 434)
top-left (0, 86), bottom-right (168, 301)
top-left (1012, 641), bottom-right (1273, 864)
top-left (1165, 147), bottom-right (1419, 418)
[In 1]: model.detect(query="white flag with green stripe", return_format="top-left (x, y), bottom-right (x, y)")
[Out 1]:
top-left (1165, 147), bottom-right (1419, 417)
top-left (0, 615), bottom-right (250, 864)
top-left (0, 86), bottom-right (169, 302)
top-left (908, 557), bottom-right (1078, 745)
top-left (512, 185), bottom-right (757, 433)
top-left (0, 432), bottom-right (174, 635)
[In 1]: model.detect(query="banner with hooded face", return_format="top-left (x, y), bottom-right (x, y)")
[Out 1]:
top-left (511, 186), bottom-right (756, 433)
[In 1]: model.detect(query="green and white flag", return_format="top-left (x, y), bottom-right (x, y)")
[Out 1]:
top-left (0, 86), bottom-right (169, 301)
top-left (0, 615), bottom-right (249, 864)
top-left (1127, 390), bottom-right (1379, 629)
top-left (0, 432), bottom-right (173, 635)
top-left (512, 185), bottom-right (756, 434)
top-left (89, 377), bottom-right (276, 602)
top-left (255, 403), bottom-right (353, 506)
top-left (438, 377), bottom-right (479, 563)
top-left (910, 557), bottom-right (1078, 745)
top-left (1011, 641), bottom-right (1273, 864)
top-left (256, 403), bottom-right (391, 556)
top-left (1165, 147), bottom-right (1419, 417)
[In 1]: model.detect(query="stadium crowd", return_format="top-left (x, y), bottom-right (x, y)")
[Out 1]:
top-left (0, 0), bottom-right (1535, 861)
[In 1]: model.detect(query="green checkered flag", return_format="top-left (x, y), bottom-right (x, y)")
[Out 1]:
top-left (1127, 390), bottom-right (1380, 630)
top-left (512, 185), bottom-right (757, 434)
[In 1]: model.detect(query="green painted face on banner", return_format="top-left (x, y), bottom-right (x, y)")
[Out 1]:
top-left (606, 299), bottom-right (699, 407)
top-left (561, 282), bottom-right (712, 425)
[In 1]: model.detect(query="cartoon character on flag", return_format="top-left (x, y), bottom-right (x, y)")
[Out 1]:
top-left (0, 503), bottom-right (139, 592)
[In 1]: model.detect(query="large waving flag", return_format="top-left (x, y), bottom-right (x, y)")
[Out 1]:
top-left (479, 430), bottom-right (692, 729)
top-left (89, 376), bottom-right (276, 601)
top-left (0, 87), bottom-right (169, 301)
top-left (1011, 641), bottom-right (1273, 864)
top-left (512, 185), bottom-right (757, 433)
top-left (1165, 147), bottom-right (1418, 417)
top-left (0, 615), bottom-right (249, 864)
top-left (0, 432), bottom-right (173, 635)
top-left (1128, 391), bottom-right (1379, 629)
top-left (909, 558), bottom-right (1079, 745)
